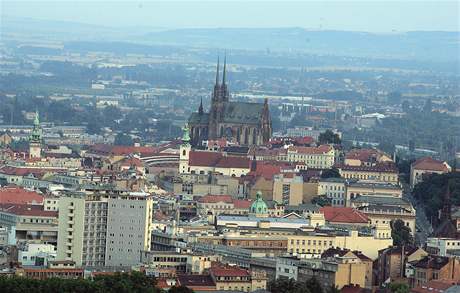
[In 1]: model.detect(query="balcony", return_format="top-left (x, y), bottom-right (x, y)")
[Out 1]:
top-left (67, 234), bottom-right (73, 239)
top-left (67, 228), bottom-right (74, 232)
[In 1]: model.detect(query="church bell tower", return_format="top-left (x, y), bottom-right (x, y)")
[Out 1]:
top-left (29, 111), bottom-right (42, 159)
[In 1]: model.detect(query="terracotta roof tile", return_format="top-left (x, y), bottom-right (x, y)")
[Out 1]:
top-left (0, 186), bottom-right (44, 205)
top-left (412, 157), bottom-right (451, 172)
top-left (0, 203), bottom-right (57, 217)
top-left (319, 206), bottom-right (369, 224)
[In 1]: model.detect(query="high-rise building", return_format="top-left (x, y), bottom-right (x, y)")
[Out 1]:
top-left (56, 193), bottom-right (153, 268)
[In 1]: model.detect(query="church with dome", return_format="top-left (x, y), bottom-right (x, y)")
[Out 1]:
top-left (216, 191), bottom-right (312, 230)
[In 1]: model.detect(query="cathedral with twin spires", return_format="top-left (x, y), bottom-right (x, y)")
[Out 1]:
top-left (188, 57), bottom-right (272, 146)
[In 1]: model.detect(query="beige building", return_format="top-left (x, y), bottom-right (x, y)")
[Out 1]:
top-left (345, 181), bottom-right (402, 205)
top-left (273, 174), bottom-right (304, 205)
top-left (287, 226), bottom-right (392, 260)
top-left (56, 193), bottom-right (153, 268)
top-left (286, 145), bottom-right (335, 169)
top-left (337, 164), bottom-right (399, 184)
top-left (410, 157), bottom-right (451, 189)
top-left (349, 195), bottom-right (417, 235)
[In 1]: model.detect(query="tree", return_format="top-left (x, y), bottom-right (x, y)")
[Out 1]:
top-left (311, 195), bottom-right (332, 206)
top-left (305, 277), bottom-right (323, 293)
top-left (318, 130), bottom-right (341, 145)
top-left (114, 133), bottom-right (133, 146)
top-left (321, 168), bottom-right (341, 179)
top-left (268, 278), bottom-right (310, 293)
top-left (389, 282), bottom-right (410, 293)
top-left (391, 219), bottom-right (414, 246)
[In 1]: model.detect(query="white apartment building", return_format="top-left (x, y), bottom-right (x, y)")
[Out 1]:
top-left (56, 193), bottom-right (153, 268)
top-left (19, 243), bottom-right (57, 267)
top-left (426, 237), bottom-right (460, 257)
top-left (317, 178), bottom-right (349, 206)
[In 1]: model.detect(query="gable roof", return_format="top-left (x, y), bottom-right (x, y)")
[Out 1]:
top-left (412, 157), bottom-right (451, 172)
top-left (288, 144), bottom-right (333, 155)
top-left (0, 203), bottom-right (57, 217)
top-left (222, 102), bottom-right (264, 124)
top-left (319, 206), bottom-right (369, 224)
top-left (189, 151), bottom-right (250, 169)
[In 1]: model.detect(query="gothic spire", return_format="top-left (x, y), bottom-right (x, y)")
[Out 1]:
top-left (222, 53), bottom-right (227, 85)
top-left (215, 56), bottom-right (220, 85)
top-left (198, 97), bottom-right (203, 115)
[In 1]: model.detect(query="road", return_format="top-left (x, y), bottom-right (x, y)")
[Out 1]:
top-left (402, 183), bottom-right (433, 246)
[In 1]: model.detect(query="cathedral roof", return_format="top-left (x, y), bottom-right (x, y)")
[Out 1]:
top-left (188, 112), bottom-right (210, 125)
top-left (222, 102), bottom-right (265, 124)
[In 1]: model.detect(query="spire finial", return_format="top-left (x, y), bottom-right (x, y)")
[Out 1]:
top-left (222, 53), bottom-right (227, 85)
top-left (198, 97), bottom-right (203, 115)
top-left (215, 56), bottom-right (220, 85)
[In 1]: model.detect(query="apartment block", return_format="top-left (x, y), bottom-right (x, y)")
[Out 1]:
top-left (56, 193), bottom-right (153, 268)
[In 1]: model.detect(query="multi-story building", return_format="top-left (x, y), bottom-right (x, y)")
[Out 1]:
top-left (318, 177), bottom-right (350, 206)
top-left (426, 237), bottom-right (460, 257)
top-left (0, 203), bottom-right (58, 245)
top-left (286, 226), bottom-right (392, 260)
top-left (344, 148), bottom-right (393, 167)
top-left (209, 263), bottom-right (267, 292)
top-left (410, 157), bottom-right (451, 189)
top-left (376, 245), bottom-right (428, 285)
top-left (410, 255), bottom-right (460, 287)
top-left (286, 145), bottom-right (335, 169)
top-left (56, 192), bottom-right (153, 268)
top-left (345, 181), bottom-right (402, 204)
top-left (337, 163), bottom-right (399, 184)
top-left (272, 174), bottom-right (304, 205)
top-left (349, 195), bottom-right (417, 235)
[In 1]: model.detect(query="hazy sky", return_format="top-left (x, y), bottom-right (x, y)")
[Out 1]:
top-left (3, 0), bottom-right (459, 32)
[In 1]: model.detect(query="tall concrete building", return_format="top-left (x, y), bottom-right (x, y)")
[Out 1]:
top-left (57, 193), bottom-right (153, 268)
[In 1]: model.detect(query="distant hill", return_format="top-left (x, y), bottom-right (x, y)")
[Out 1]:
top-left (143, 28), bottom-right (459, 62)
top-left (3, 16), bottom-right (459, 63)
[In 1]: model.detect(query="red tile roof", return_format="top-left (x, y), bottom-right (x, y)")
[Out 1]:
top-left (0, 186), bottom-right (44, 205)
top-left (0, 203), bottom-right (57, 217)
top-left (320, 206), bottom-right (369, 224)
top-left (198, 195), bottom-right (233, 204)
top-left (345, 148), bottom-right (388, 162)
top-left (412, 157), bottom-right (451, 172)
top-left (233, 199), bottom-right (252, 209)
top-left (189, 151), bottom-right (222, 167)
top-left (289, 144), bottom-right (333, 154)
top-left (189, 151), bottom-right (250, 169)
top-left (411, 280), bottom-right (459, 293)
top-left (210, 265), bottom-right (250, 278)
top-left (0, 166), bottom-right (64, 177)
top-left (215, 156), bottom-right (250, 169)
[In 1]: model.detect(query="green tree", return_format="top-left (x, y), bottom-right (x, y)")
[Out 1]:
top-left (321, 168), bottom-right (341, 179)
top-left (268, 278), bottom-right (310, 293)
top-left (391, 219), bottom-right (414, 246)
top-left (305, 277), bottom-right (323, 293)
top-left (114, 133), bottom-right (133, 146)
top-left (318, 130), bottom-right (341, 145)
top-left (389, 282), bottom-right (410, 293)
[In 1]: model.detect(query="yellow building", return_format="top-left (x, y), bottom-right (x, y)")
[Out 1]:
top-left (286, 145), bottom-right (335, 169)
top-left (287, 225), bottom-right (392, 260)
top-left (338, 164), bottom-right (399, 184)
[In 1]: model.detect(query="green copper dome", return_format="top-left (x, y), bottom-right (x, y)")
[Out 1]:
top-left (250, 191), bottom-right (268, 215)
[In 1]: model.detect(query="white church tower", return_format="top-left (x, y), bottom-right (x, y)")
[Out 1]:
top-left (179, 125), bottom-right (191, 174)
top-left (29, 110), bottom-right (42, 159)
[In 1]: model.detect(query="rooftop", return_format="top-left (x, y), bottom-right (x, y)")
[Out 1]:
top-left (0, 186), bottom-right (44, 205)
top-left (412, 157), bottom-right (451, 172)
top-left (319, 206), bottom-right (369, 224)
